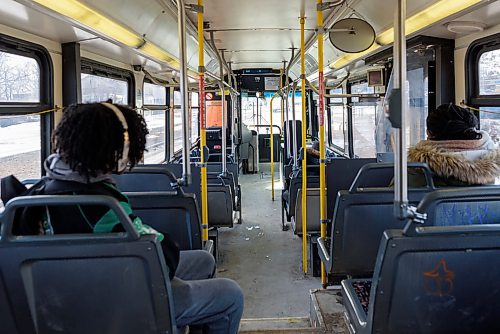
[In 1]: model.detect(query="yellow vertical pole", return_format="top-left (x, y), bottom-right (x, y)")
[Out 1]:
top-left (317, 0), bottom-right (327, 286)
top-left (198, 0), bottom-right (208, 240)
top-left (270, 94), bottom-right (276, 201)
top-left (300, 16), bottom-right (308, 274)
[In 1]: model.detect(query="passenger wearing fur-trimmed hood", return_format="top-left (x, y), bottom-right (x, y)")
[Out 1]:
top-left (408, 103), bottom-right (500, 187)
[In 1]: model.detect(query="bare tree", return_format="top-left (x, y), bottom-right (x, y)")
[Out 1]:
top-left (0, 52), bottom-right (40, 102)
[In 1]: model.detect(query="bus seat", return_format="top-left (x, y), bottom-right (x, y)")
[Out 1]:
top-left (342, 222), bottom-right (500, 334)
top-left (207, 163), bottom-right (241, 212)
top-left (0, 195), bottom-right (176, 334)
top-left (207, 184), bottom-right (234, 228)
top-left (318, 163), bottom-right (435, 283)
top-left (325, 158), bottom-right (376, 220)
top-left (125, 191), bottom-right (211, 252)
top-left (411, 186), bottom-right (500, 228)
top-left (292, 188), bottom-right (320, 235)
top-left (282, 174), bottom-right (320, 222)
top-left (114, 167), bottom-right (212, 251)
top-left (115, 164), bottom-right (203, 207)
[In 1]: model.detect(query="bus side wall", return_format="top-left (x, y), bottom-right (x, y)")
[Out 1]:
top-left (0, 23), bottom-right (140, 126)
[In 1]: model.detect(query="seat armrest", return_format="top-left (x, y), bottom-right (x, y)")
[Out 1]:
top-left (317, 237), bottom-right (332, 272)
top-left (341, 279), bottom-right (369, 333)
top-left (203, 239), bottom-right (214, 255)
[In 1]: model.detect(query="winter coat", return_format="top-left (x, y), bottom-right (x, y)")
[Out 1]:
top-left (407, 131), bottom-right (500, 187)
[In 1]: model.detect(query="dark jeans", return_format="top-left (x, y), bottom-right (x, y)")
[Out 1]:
top-left (173, 250), bottom-right (244, 334)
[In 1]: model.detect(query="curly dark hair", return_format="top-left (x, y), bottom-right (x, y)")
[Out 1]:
top-left (427, 103), bottom-right (481, 140)
top-left (53, 103), bottom-right (149, 177)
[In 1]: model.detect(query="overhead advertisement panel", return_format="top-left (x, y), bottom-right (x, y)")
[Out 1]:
top-left (264, 77), bottom-right (280, 91)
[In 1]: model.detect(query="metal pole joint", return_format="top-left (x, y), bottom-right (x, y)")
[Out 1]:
top-left (185, 4), bottom-right (203, 13)
top-left (316, 0), bottom-right (345, 11)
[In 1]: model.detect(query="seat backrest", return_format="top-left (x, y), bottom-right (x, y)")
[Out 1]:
top-left (368, 223), bottom-right (500, 333)
top-left (328, 163), bottom-right (435, 280)
top-left (114, 165), bottom-right (179, 192)
top-left (287, 175), bottom-right (320, 216)
top-left (126, 191), bottom-right (202, 250)
top-left (0, 195), bottom-right (175, 334)
top-left (325, 158), bottom-right (376, 219)
top-left (114, 164), bottom-right (202, 207)
top-left (293, 188), bottom-right (320, 234)
top-left (329, 188), bottom-right (431, 281)
top-left (207, 184), bottom-right (233, 227)
top-left (412, 186), bottom-right (500, 228)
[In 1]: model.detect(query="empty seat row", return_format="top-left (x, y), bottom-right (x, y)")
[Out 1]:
top-left (115, 163), bottom-right (238, 228)
top-left (292, 158), bottom-right (378, 235)
top-left (318, 162), bottom-right (434, 283)
top-left (342, 186), bottom-right (500, 333)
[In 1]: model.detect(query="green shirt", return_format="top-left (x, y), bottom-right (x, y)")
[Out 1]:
top-left (92, 183), bottom-right (164, 242)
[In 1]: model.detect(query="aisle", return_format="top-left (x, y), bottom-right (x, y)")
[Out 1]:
top-left (217, 168), bottom-right (320, 318)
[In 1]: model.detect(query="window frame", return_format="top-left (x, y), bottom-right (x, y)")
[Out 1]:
top-left (190, 91), bottom-right (200, 146)
top-left (141, 79), bottom-right (169, 163)
top-left (466, 33), bottom-right (500, 108)
top-left (327, 87), bottom-right (345, 151)
top-left (0, 33), bottom-right (53, 113)
top-left (143, 79), bottom-right (168, 107)
top-left (80, 58), bottom-right (135, 107)
top-left (347, 78), bottom-right (378, 158)
top-left (0, 34), bottom-right (54, 175)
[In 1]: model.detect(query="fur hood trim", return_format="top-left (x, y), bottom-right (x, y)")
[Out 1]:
top-left (408, 141), bottom-right (500, 185)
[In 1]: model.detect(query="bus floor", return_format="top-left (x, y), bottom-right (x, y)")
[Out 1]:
top-left (217, 166), bottom-right (320, 320)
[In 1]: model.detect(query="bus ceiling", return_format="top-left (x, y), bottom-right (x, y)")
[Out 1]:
top-left (0, 0), bottom-right (498, 80)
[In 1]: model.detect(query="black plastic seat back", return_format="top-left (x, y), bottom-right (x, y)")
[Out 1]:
top-left (326, 158), bottom-right (377, 219)
top-left (319, 163), bottom-right (435, 281)
top-left (284, 175), bottom-right (320, 220)
top-left (114, 164), bottom-right (202, 206)
top-left (326, 189), bottom-right (429, 281)
top-left (412, 186), bottom-right (500, 228)
top-left (293, 188), bottom-right (320, 234)
top-left (0, 195), bottom-right (175, 334)
top-left (126, 192), bottom-right (202, 250)
top-left (367, 225), bottom-right (500, 333)
top-left (206, 162), bottom-right (239, 178)
top-left (207, 184), bottom-right (233, 227)
top-left (207, 163), bottom-right (240, 209)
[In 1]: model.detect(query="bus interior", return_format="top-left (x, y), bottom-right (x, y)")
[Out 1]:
top-left (1, 0), bottom-right (500, 332)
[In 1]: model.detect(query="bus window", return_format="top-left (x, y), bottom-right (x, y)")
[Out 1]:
top-left (331, 106), bottom-right (348, 152)
top-left (81, 74), bottom-right (128, 104)
top-left (329, 88), bottom-right (347, 152)
top-left (0, 52), bottom-right (42, 181)
top-left (191, 92), bottom-right (199, 144)
top-left (465, 35), bottom-right (500, 143)
top-left (144, 82), bottom-right (167, 105)
top-left (0, 52), bottom-right (40, 102)
top-left (351, 82), bottom-right (376, 158)
top-left (0, 114), bottom-right (41, 179)
top-left (478, 49), bottom-right (500, 143)
top-left (480, 107), bottom-right (500, 144)
top-left (479, 49), bottom-right (500, 96)
top-left (142, 82), bottom-right (167, 164)
top-left (0, 50), bottom-right (44, 208)
top-left (173, 91), bottom-right (182, 152)
top-left (241, 96), bottom-right (258, 126)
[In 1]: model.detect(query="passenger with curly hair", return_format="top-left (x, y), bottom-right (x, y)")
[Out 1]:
top-left (408, 103), bottom-right (500, 186)
top-left (23, 103), bottom-right (243, 334)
